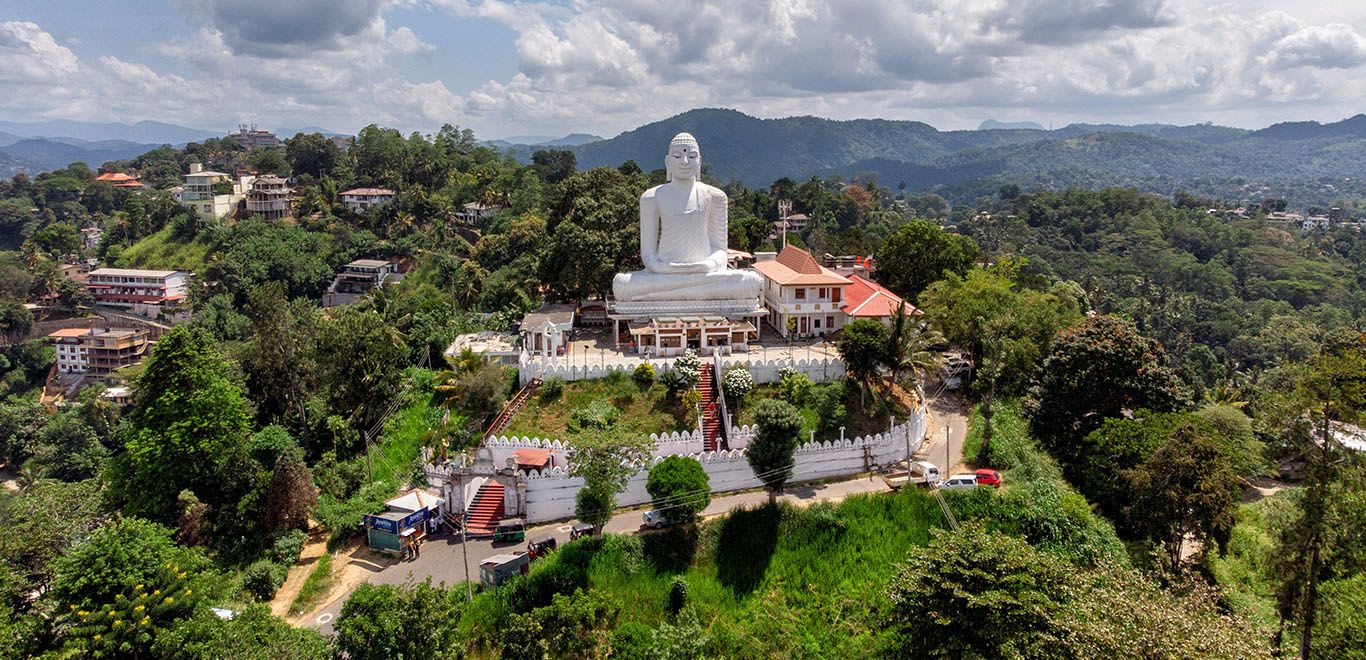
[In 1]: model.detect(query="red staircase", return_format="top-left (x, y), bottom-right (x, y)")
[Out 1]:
top-left (484, 377), bottom-right (541, 439)
top-left (464, 481), bottom-right (505, 537)
top-left (699, 364), bottom-right (722, 452)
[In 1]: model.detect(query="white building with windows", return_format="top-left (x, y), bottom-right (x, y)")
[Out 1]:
top-left (246, 174), bottom-right (292, 220)
top-left (181, 163), bottom-right (254, 220)
top-left (752, 246), bottom-right (852, 338)
top-left (340, 188), bottom-right (396, 213)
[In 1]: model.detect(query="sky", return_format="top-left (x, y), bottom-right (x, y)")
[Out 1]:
top-left (2, 0), bottom-right (1365, 140)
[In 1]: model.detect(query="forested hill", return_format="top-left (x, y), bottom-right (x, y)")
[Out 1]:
top-left (569, 108), bottom-right (1366, 205)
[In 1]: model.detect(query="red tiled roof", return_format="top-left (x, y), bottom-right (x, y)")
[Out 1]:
top-left (841, 274), bottom-right (920, 318)
top-left (48, 328), bottom-right (90, 338)
top-left (752, 245), bottom-right (850, 286)
top-left (514, 449), bottom-right (551, 467)
top-left (340, 187), bottom-right (395, 197)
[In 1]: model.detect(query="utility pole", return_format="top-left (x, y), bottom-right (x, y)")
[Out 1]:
top-left (945, 423), bottom-right (950, 473)
top-left (364, 431), bottom-right (373, 484)
top-left (457, 472), bottom-right (472, 602)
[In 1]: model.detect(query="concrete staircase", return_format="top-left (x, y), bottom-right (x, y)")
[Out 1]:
top-left (699, 364), bottom-right (723, 452)
top-left (483, 377), bottom-right (541, 439)
top-left (464, 481), bottom-right (506, 537)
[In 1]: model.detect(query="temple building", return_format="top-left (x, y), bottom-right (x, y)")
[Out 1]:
top-left (753, 246), bottom-right (852, 338)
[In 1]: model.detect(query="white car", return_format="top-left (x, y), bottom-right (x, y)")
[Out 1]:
top-left (642, 509), bottom-right (672, 529)
top-left (937, 474), bottom-right (981, 490)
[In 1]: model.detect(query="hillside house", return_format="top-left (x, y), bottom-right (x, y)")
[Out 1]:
top-left (84, 268), bottom-right (190, 319)
top-left (340, 188), bottom-right (396, 213)
top-left (181, 164), bottom-right (254, 220)
top-left (246, 174), bottom-right (292, 220)
top-left (48, 327), bottom-right (150, 375)
top-left (322, 258), bottom-right (403, 307)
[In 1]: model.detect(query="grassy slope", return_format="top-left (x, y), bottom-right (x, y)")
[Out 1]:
top-left (456, 398), bottom-right (1129, 657)
top-left (370, 368), bottom-right (441, 488)
top-left (1207, 493), bottom-right (1300, 639)
top-left (114, 226), bottom-right (214, 272)
top-left (501, 374), bottom-right (691, 439)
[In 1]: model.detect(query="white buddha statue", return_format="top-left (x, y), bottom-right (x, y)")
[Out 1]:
top-left (612, 133), bottom-right (763, 303)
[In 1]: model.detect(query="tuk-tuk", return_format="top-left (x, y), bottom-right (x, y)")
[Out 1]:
top-left (569, 523), bottom-right (595, 540)
top-left (527, 535), bottom-right (557, 559)
top-left (479, 552), bottom-right (530, 588)
top-left (493, 518), bottom-right (526, 543)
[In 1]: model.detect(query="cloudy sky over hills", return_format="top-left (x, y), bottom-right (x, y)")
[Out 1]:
top-left (2, 0), bottom-right (1365, 139)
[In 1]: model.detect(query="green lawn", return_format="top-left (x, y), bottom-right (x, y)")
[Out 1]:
top-left (500, 373), bottom-right (692, 439)
top-left (113, 226), bottom-right (214, 272)
top-left (288, 553), bottom-right (334, 616)
top-left (371, 368), bottom-right (443, 488)
top-left (734, 383), bottom-right (910, 442)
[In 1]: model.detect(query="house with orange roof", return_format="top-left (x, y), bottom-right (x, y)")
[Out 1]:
top-left (841, 274), bottom-right (920, 322)
top-left (93, 171), bottom-right (144, 188)
top-left (752, 245), bottom-right (852, 338)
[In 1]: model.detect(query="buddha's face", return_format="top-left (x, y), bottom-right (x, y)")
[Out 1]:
top-left (667, 143), bottom-right (701, 181)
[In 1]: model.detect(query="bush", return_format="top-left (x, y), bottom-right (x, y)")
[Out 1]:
top-left (570, 399), bottom-right (620, 430)
top-left (646, 456), bottom-right (710, 524)
top-left (722, 366), bottom-right (755, 402)
top-left (673, 350), bottom-right (701, 382)
top-left (777, 367), bottom-right (813, 406)
top-left (312, 481), bottom-right (391, 550)
top-left (270, 529), bottom-right (307, 565)
top-left (632, 362), bottom-right (656, 388)
top-left (610, 621), bottom-right (655, 660)
top-left (811, 383), bottom-right (848, 434)
top-left (539, 377), bottom-right (565, 403)
top-left (659, 369), bottom-right (688, 397)
top-left (242, 559), bottom-right (288, 601)
top-left (668, 576), bottom-right (690, 614)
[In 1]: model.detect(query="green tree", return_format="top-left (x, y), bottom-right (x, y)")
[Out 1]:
top-left (836, 319), bottom-right (888, 407)
top-left (108, 326), bottom-right (254, 524)
top-left (531, 149), bottom-right (577, 184)
top-left (151, 604), bottom-right (331, 660)
top-left (249, 148), bottom-right (289, 176)
top-left (541, 167), bottom-right (646, 299)
top-left (29, 410), bottom-right (107, 481)
top-left (886, 524), bottom-right (1072, 657)
top-left (570, 427), bottom-right (652, 528)
top-left (1025, 315), bottom-right (1186, 455)
top-left (748, 399), bottom-right (803, 503)
top-left (317, 306), bottom-right (407, 446)
top-left (1124, 422), bottom-right (1242, 569)
top-left (0, 479), bottom-right (104, 597)
top-left (876, 219), bottom-right (979, 301)
top-left (50, 517), bottom-right (213, 612)
top-left (334, 580), bottom-right (463, 660)
top-left (646, 456), bottom-right (710, 524)
top-left (239, 283), bottom-right (320, 429)
top-left (262, 447), bottom-right (317, 533)
top-left (285, 132), bottom-right (341, 179)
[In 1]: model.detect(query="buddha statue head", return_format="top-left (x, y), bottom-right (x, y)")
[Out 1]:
top-left (665, 132), bottom-right (701, 182)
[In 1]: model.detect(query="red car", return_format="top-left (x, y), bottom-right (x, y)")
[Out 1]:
top-left (974, 469), bottom-right (1003, 488)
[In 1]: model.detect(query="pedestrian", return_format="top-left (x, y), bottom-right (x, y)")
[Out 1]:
top-left (413, 537), bottom-right (421, 558)
top-left (403, 537), bottom-right (413, 560)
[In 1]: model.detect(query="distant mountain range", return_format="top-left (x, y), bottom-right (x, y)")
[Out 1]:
top-left (566, 108), bottom-right (1366, 203)
top-left (0, 119), bottom-right (222, 145)
top-left (979, 119), bottom-right (1046, 131)
top-left (487, 133), bottom-right (604, 149)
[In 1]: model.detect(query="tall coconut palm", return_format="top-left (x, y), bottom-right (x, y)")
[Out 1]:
top-left (885, 301), bottom-right (944, 402)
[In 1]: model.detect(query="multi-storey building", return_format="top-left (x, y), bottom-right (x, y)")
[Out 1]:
top-left (48, 327), bottom-right (150, 375)
top-left (340, 188), bottom-right (396, 213)
top-left (232, 126), bottom-right (281, 150)
top-left (246, 174), bottom-right (292, 220)
top-left (752, 246), bottom-right (852, 338)
top-left (322, 259), bottom-right (403, 307)
top-left (181, 163), bottom-right (255, 220)
top-left (84, 268), bottom-right (189, 319)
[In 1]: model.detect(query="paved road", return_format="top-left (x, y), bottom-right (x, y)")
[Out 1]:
top-left (921, 391), bottom-right (970, 474)
top-left (306, 474), bottom-right (891, 635)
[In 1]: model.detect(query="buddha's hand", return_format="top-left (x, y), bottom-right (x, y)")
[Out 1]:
top-left (666, 260), bottom-right (715, 274)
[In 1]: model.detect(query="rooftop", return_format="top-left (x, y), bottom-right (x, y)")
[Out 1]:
top-left (519, 303), bottom-right (576, 332)
top-left (448, 331), bottom-right (520, 356)
top-left (842, 274), bottom-right (919, 318)
top-left (48, 328), bottom-right (91, 339)
top-left (752, 245), bottom-right (851, 286)
top-left (345, 259), bottom-right (391, 269)
top-left (340, 187), bottom-right (396, 196)
top-left (88, 268), bottom-right (182, 278)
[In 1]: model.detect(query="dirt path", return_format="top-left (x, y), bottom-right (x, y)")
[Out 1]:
top-left (286, 537), bottom-right (399, 626)
top-left (269, 525), bottom-right (329, 618)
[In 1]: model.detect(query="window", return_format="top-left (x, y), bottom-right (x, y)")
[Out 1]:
top-left (814, 318), bottom-right (821, 329)
top-left (827, 315), bottom-right (835, 328)
top-left (794, 287), bottom-right (806, 300)
top-left (818, 287), bottom-right (826, 298)
top-left (831, 287), bottom-right (841, 303)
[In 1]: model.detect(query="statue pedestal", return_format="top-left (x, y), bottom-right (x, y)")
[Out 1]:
top-left (608, 298), bottom-right (768, 358)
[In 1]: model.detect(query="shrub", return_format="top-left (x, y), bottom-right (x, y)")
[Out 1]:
top-left (270, 529), bottom-right (307, 565)
top-left (659, 369), bottom-right (688, 397)
top-left (242, 559), bottom-right (288, 601)
top-left (570, 399), bottom-right (620, 430)
top-left (722, 366), bottom-right (755, 402)
top-left (611, 621), bottom-right (655, 660)
top-left (673, 350), bottom-right (701, 383)
top-left (539, 377), bottom-right (565, 403)
top-left (632, 362), bottom-right (656, 388)
top-left (811, 383), bottom-right (848, 435)
top-left (777, 367), bottom-right (813, 406)
top-left (312, 480), bottom-right (391, 551)
top-left (646, 456), bottom-right (710, 524)
top-left (668, 576), bottom-right (690, 614)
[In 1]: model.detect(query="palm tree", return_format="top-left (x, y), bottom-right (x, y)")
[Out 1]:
top-left (885, 301), bottom-right (944, 403)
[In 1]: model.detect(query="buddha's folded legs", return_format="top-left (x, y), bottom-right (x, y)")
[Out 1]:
top-left (612, 269), bottom-right (762, 302)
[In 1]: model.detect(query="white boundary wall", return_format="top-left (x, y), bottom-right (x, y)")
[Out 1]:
top-left (519, 354), bottom-right (845, 386)
top-left (518, 405), bottom-right (927, 523)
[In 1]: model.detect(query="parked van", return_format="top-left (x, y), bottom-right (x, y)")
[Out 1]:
top-left (938, 474), bottom-right (980, 490)
top-left (479, 552), bottom-right (530, 587)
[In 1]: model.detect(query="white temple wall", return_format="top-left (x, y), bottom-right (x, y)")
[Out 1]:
top-left (519, 354), bottom-right (845, 385)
